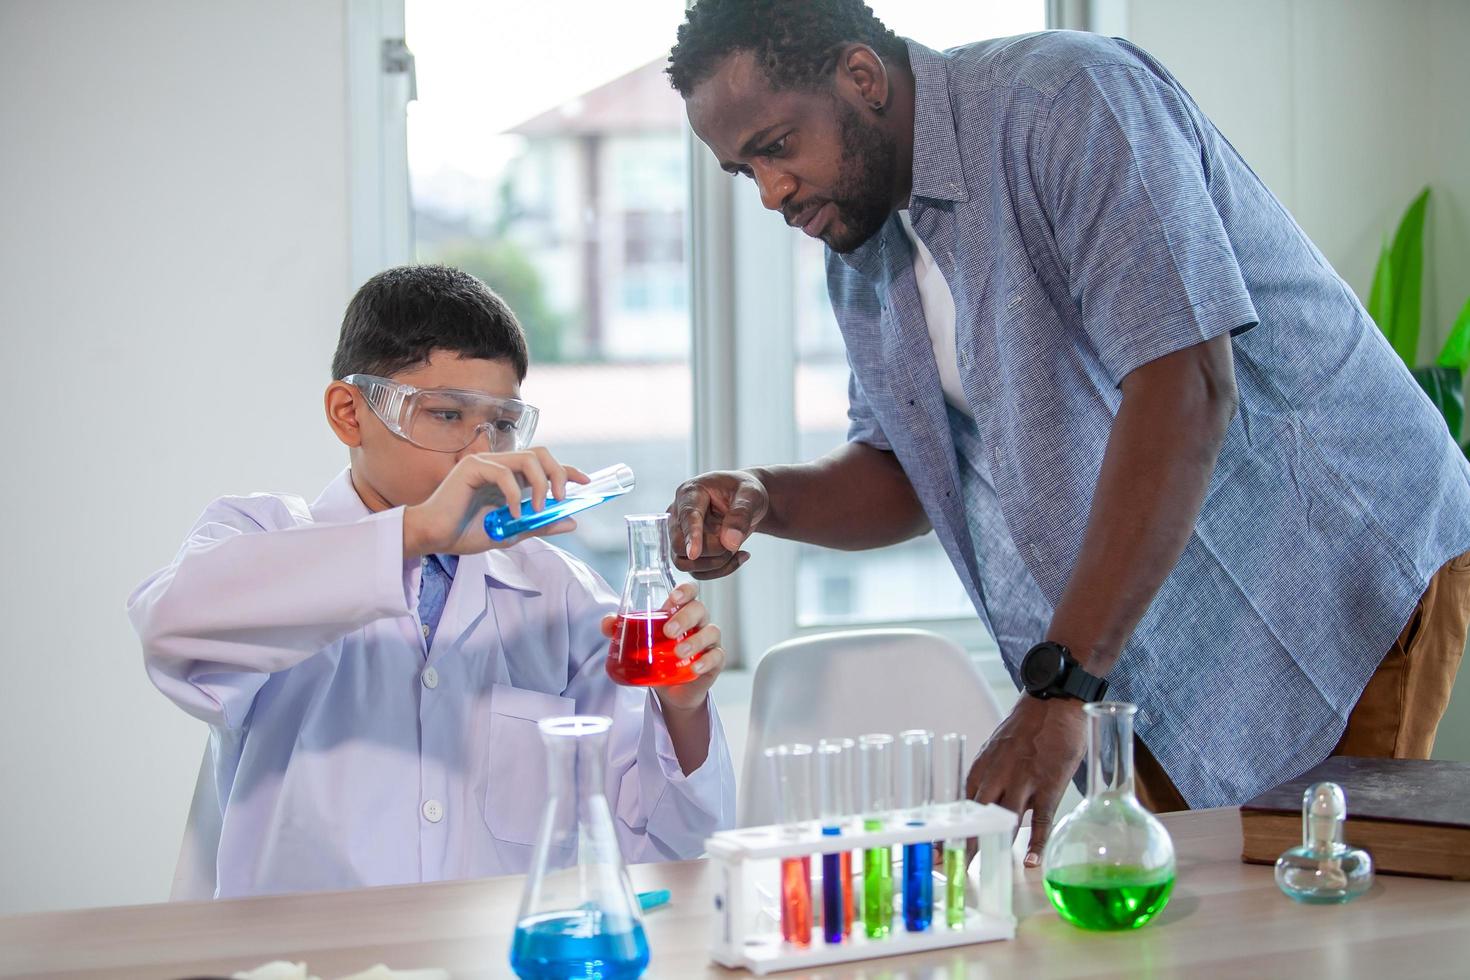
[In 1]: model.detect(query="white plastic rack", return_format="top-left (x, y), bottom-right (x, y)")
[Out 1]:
top-left (705, 800), bottom-right (1017, 974)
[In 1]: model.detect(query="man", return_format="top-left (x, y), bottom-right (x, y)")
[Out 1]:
top-left (664, 0), bottom-right (1470, 865)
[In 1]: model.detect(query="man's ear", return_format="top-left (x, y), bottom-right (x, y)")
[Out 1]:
top-left (837, 43), bottom-right (890, 112)
top-left (325, 381), bottom-right (364, 448)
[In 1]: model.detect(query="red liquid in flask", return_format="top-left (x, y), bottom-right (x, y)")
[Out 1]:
top-left (605, 611), bottom-right (698, 686)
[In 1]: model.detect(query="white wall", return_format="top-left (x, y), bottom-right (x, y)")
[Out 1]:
top-left (1121, 0), bottom-right (1470, 761)
top-left (0, 0), bottom-right (352, 914)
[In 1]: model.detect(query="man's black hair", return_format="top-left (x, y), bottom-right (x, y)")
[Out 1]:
top-left (667, 0), bottom-right (906, 97)
top-left (331, 265), bottom-right (529, 381)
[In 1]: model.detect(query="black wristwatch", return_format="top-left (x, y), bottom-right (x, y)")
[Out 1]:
top-left (1020, 641), bottom-right (1109, 702)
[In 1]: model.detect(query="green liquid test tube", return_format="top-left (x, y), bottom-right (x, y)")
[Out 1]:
top-left (936, 733), bottom-right (969, 931)
top-left (857, 734), bottom-right (896, 939)
top-left (944, 843), bottom-right (966, 929)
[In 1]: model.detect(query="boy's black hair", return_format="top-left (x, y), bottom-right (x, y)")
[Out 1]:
top-left (666, 0), bottom-right (906, 98)
top-left (331, 265), bottom-right (529, 381)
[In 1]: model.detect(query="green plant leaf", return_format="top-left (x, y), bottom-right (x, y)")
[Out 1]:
top-left (1367, 238), bottom-right (1395, 340)
top-left (1435, 295), bottom-right (1470, 371)
top-left (1385, 188), bottom-right (1431, 366)
top-left (1413, 365), bottom-right (1464, 443)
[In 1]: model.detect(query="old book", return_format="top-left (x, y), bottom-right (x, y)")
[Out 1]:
top-left (1239, 756), bottom-right (1470, 880)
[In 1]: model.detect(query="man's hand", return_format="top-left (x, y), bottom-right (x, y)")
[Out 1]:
top-left (403, 449), bottom-right (589, 558)
top-left (967, 696), bottom-right (1087, 868)
top-left (668, 470), bottom-right (770, 579)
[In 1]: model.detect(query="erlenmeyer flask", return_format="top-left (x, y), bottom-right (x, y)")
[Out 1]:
top-left (1041, 702), bottom-right (1175, 931)
top-left (605, 514), bottom-right (695, 686)
top-left (510, 716), bottom-right (649, 979)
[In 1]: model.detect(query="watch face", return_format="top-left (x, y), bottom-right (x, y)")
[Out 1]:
top-left (1022, 645), bottom-right (1064, 691)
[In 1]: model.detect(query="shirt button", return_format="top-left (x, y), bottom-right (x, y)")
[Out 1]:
top-left (421, 623), bottom-right (430, 639)
top-left (422, 799), bottom-right (443, 823)
top-left (422, 667), bottom-right (439, 690)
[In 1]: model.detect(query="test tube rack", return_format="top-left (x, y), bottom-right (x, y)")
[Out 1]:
top-left (705, 800), bottom-right (1017, 975)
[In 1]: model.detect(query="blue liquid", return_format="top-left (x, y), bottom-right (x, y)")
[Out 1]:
top-left (903, 840), bottom-right (934, 932)
top-left (509, 911), bottom-right (649, 980)
top-left (822, 851), bottom-right (845, 943)
top-left (486, 491), bottom-right (620, 541)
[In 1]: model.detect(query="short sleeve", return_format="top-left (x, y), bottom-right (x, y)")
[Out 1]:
top-left (845, 366), bottom-right (892, 451)
top-left (1034, 64), bottom-right (1258, 384)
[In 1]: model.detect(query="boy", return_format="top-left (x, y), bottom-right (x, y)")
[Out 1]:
top-left (129, 265), bottom-right (736, 898)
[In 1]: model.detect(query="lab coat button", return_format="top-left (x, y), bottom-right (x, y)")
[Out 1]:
top-left (422, 799), bottom-right (443, 823)
top-left (422, 666), bottom-right (439, 690)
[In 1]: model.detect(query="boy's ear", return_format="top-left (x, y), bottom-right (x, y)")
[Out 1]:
top-left (324, 381), bottom-right (364, 448)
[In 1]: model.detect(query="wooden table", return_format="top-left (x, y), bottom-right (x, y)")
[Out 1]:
top-left (4, 808), bottom-right (1468, 979)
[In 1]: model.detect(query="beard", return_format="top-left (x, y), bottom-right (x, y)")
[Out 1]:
top-left (821, 99), bottom-right (901, 253)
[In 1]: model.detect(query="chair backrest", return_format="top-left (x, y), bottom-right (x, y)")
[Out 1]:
top-left (171, 740), bottom-right (221, 901)
top-left (738, 628), bottom-right (1003, 827)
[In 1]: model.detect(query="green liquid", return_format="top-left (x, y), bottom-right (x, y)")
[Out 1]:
top-left (861, 818), bottom-right (893, 938)
top-left (1043, 865), bottom-right (1175, 931)
top-left (943, 844), bottom-right (966, 930)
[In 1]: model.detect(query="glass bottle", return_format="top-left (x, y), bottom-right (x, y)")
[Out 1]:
top-left (605, 514), bottom-right (694, 687)
top-left (1275, 781), bottom-right (1373, 903)
top-left (510, 716), bottom-right (649, 979)
top-left (1041, 702), bottom-right (1175, 931)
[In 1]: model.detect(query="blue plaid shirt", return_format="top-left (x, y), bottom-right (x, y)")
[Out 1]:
top-left (829, 32), bottom-right (1470, 808)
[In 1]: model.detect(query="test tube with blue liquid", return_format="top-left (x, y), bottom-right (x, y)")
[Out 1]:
top-left (899, 729), bottom-right (935, 933)
top-left (485, 463), bottom-right (635, 541)
top-left (766, 744), bottom-right (814, 948)
top-left (856, 734), bottom-right (895, 939)
top-left (935, 732), bottom-right (968, 930)
top-left (816, 738), bottom-right (856, 944)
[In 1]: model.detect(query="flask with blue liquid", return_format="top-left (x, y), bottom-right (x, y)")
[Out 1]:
top-left (485, 464), bottom-right (636, 541)
top-left (509, 715), bottom-right (650, 979)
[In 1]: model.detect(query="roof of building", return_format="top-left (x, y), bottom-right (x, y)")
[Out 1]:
top-left (506, 58), bottom-right (684, 138)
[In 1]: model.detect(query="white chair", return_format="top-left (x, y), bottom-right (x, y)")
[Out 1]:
top-left (738, 628), bottom-right (1004, 828)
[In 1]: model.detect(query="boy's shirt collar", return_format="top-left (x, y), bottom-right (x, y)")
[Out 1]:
top-left (312, 468), bottom-right (542, 595)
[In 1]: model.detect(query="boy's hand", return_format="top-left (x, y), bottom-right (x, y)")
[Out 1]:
top-left (599, 583), bottom-right (726, 712)
top-left (403, 449), bottom-right (589, 558)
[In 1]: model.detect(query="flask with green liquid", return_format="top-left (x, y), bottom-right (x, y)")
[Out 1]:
top-left (1041, 701), bottom-right (1175, 931)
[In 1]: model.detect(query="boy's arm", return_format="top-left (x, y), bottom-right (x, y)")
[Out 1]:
top-left (128, 496), bottom-right (413, 728)
top-left (559, 567), bottom-right (736, 860)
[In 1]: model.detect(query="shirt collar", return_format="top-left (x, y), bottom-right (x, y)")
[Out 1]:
top-left (905, 39), bottom-right (969, 205)
top-left (310, 468), bottom-right (542, 595)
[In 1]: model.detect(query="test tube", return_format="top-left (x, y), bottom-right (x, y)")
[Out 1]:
top-left (935, 732), bottom-right (968, 930)
top-left (816, 738), bottom-right (856, 943)
top-left (856, 733), bottom-right (895, 939)
top-left (766, 744), bottom-right (814, 948)
top-left (899, 729), bottom-right (935, 932)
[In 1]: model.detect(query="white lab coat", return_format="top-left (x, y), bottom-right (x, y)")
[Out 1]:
top-left (128, 469), bottom-right (736, 899)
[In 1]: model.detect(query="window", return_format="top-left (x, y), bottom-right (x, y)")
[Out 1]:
top-left (356, 0), bottom-right (1050, 661)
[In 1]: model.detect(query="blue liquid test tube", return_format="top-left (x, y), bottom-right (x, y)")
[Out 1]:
top-left (816, 738), bottom-right (856, 944)
top-left (899, 729), bottom-right (935, 933)
top-left (485, 463), bottom-right (635, 541)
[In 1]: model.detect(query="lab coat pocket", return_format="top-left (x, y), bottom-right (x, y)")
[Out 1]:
top-left (483, 684), bottom-right (575, 846)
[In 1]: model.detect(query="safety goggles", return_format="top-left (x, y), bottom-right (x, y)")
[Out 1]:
top-left (343, 374), bottom-right (540, 454)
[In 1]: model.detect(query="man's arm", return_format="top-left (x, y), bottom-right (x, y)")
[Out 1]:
top-left (1049, 333), bottom-right (1237, 673)
top-left (969, 334), bottom-right (1237, 862)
